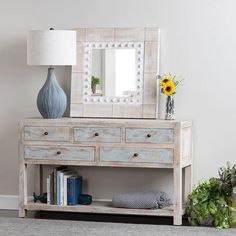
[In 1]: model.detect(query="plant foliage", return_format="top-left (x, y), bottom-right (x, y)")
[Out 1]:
top-left (185, 163), bottom-right (236, 229)
top-left (217, 163), bottom-right (236, 196)
top-left (91, 76), bottom-right (100, 87)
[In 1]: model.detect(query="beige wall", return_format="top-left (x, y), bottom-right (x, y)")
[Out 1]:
top-left (0, 0), bottom-right (235, 198)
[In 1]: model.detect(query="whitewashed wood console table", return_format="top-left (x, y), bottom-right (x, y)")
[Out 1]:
top-left (19, 118), bottom-right (192, 225)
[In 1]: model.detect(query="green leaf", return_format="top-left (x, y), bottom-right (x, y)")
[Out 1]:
top-left (208, 202), bottom-right (217, 215)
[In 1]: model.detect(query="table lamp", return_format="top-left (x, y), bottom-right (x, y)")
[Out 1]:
top-left (27, 28), bottom-right (76, 119)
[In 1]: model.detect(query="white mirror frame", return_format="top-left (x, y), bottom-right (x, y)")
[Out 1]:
top-left (70, 27), bottom-right (160, 118)
top-left (83, 42), bottom-right (144, 104)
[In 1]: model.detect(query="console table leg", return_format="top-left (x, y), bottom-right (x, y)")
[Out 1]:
top-left (173, 165), bottom-right (182, 225)
top-left (19, 163), bottom-right (27, 218)
top-left (184, 165), bottom-right (192, 202)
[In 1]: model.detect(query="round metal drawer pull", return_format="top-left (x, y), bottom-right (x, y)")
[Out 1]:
top-left (133, 153), bottom-right (139, 157)
top-left (56, 151), bottom-right (61, 155)
top-left (147, 134), bottom-right (151, 138)
top-left (44, 132), bottom-right (48, 135)
top-left (94, 132), bottom-right (99, 137)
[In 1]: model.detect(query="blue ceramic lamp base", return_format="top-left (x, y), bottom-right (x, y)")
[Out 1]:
top-left (37, 67), bottom-right (67, 119)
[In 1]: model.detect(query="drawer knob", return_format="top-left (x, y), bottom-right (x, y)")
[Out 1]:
top-left (133, 153), bottom-right (139, 157)
top-left (56, 151), bottom-right (61, 155)
top-left (44, 132), bottom-right (48, 136)
top-left (147, 134), bottom-right (151, 138)
top-left (94, 132), bottom-right (99, 137)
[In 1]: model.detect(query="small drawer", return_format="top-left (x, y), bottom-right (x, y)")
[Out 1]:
top-left (100, 147), bottom-right (173, 164)
top-left (24, 145), bottom-right (95, 161)
top-left (24, 126), bottom-right (70, 142)
top-left (126, 128), bottom-right (174, 144)
top-left (74, 127), bottom-right (121, 143)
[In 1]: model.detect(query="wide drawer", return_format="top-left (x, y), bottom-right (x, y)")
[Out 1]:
top-left (126, 128), bottom-right (174, 144)
top-left (24, 126), bottom-right (70, 142)
top-left (74, 127), bottom-right (121, 143)
top-left (100, 147), bottom-right (173, 164)
top-left (24, 145), bottom-right (95, 161)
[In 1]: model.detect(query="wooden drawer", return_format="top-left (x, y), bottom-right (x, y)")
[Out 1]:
top-left (24, 126), bottom-right (70, 142)
top-left (100, 147), bottom-right (173, 164)
top-left (126, 128), bottom-right (174, 144)
top-left (24, 145), bottom-right (95, 161)
top-left (74, 127), bottom-right (121, 143)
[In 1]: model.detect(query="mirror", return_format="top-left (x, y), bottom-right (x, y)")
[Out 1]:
top-left (70, 27), bottom-right (160, 118)
top-left (82, 41), bottom-right (144, 104)
top-left (91, 49), bottom-right (136, 97)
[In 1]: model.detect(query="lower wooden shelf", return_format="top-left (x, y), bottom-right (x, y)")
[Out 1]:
top-left (25, 201), bottom-right (182, 217)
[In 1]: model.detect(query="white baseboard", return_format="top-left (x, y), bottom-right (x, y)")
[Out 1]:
top-left (0, 195), bottom-right (18, 210)
top-left (0, 195), bottom-right (33, 210)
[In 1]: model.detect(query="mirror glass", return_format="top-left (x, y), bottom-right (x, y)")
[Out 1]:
top-left (91, 49), bottom-right (136, 97)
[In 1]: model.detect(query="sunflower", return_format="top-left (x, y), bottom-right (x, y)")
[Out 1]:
top-left (162, 81), bottom-right (176, 96)
top-left (160, 76), bottom-right (173, 87)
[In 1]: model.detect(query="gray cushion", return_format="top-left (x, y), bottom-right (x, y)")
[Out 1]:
top-left (112, 191), bottom-right (172, 209)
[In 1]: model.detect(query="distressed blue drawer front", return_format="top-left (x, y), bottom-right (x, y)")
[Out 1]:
top-left (24, 126), bottom-right (70, 142)
top-left (100, 147), bottom-right (173, 164)
top-left (74, 127), bottom-right (121, 143)
top-left (24, 145), bottom-right (95, 161)
top-left (126, 128), bottom-right (174, 144)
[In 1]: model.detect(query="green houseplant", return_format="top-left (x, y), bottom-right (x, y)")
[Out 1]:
top-left (91, 76), bottom-right (100, 94)
top-left (185, 163), bottom-right (236, 229)
top-left (217, 163), bottom-right (236, 197)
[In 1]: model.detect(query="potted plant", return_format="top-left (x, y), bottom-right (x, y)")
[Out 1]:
top-left (91, 76), bottom-right (100, 94)
top-left (185, 163), bottom-right (236, 228)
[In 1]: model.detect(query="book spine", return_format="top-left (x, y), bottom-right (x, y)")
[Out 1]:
top-left (63, 176), bottom-right (68, 206)
top-left (75, 177), bottom-right (82, 203)
top-left (53, 168), bottom-right (57, 205)
top-left (57, 170), bottom-right (60, 205)
top-left (60, 172), bottom-right (64, 206)
top-left (67, 178), bottom-right (76, 205)
top-left (46, 177), bottom-right (50, 205)
top-left (50, 172), bottom-right (53, 205)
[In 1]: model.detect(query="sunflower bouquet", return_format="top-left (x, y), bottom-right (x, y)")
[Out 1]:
top-left (159, 74), bottom-right (182, 96)
top-left (158, 74), bottom-right (183, 120)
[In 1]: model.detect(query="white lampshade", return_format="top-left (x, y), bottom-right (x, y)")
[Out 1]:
top-left (27, 30), bottom-right (76, 66)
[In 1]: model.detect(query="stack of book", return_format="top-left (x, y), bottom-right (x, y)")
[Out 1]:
top-left (46, 166), bottom-right (83, 206)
